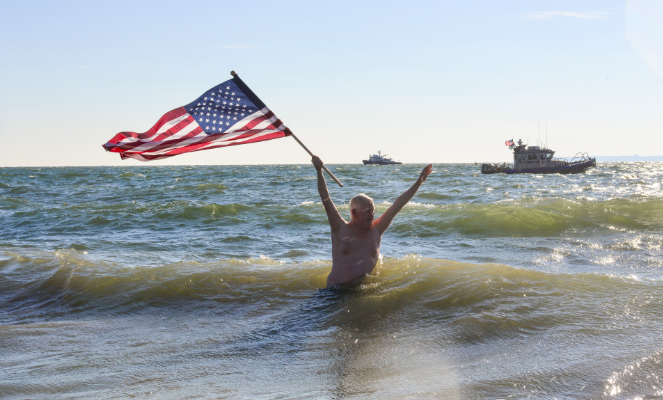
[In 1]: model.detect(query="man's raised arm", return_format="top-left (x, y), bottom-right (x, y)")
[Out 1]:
top-left (375, 164), bottom-right (432, 234)
top-left (312, 156), bottom-right (345, 231)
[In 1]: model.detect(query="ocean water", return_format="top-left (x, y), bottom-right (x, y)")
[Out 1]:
top-left (1, 163), bottom-right (663, 399)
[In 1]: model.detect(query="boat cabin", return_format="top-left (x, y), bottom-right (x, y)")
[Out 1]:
top-left (512, 143), bottom-right (567, 172)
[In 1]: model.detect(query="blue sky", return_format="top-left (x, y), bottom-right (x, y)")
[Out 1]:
top-left (1, 0), bottom-right (661, 166)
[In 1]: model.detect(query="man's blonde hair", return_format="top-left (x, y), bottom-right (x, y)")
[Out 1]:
top-left (350, 193), bottom-right (374, 212)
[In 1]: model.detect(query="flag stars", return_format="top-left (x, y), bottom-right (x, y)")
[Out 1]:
top-left (206, 119), bottom-right (209, 122)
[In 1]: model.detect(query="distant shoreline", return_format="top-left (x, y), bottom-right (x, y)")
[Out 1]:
top-left (559, 156), bottom-right (663, 162)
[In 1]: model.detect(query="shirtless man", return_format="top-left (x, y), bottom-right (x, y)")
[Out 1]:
top-left (311, 156), bottom-right (432, 287)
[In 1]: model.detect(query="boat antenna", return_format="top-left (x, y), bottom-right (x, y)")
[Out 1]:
top-left (546, 121), bottom-right (548, 149)
top-left (538, 121), bottom-right (540, 147)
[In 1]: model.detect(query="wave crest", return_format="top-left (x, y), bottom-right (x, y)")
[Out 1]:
top-left (1, 250), bottom-right (658, 334)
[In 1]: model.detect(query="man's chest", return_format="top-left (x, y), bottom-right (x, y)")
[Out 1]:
top-left (332, 229), bottom-right (381, 256)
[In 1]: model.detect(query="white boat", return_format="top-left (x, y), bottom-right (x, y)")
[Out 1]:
top-left (362, 151), bottom-right (402, 165)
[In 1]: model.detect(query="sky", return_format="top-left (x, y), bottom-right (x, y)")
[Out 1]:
top-left (0, 0), bottom-right (662, 166)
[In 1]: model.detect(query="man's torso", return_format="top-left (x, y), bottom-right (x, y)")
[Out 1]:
top-left (327, 223), bottom-right (382, 286)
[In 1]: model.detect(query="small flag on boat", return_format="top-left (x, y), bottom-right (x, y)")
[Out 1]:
top-left (505, 139), bottom-right (514, 147)
top-left (102, 74), bottom-right (289, 161)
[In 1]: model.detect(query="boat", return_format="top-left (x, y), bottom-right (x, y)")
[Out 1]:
top-left (363, 151), bottom-right (402, 165)
top-left (479, 139), bottom-right (596, 174)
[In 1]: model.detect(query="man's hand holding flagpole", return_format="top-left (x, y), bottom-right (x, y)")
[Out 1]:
top-left (283, 127), bottom-right (343, 187)
top-left (230, 71), bottom-right (343, 187)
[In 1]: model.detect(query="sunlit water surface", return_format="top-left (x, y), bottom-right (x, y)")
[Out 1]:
top-left (2, 163), bottom-right (663, 399)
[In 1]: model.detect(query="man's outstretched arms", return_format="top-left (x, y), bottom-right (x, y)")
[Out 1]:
top-left (374, 164), bottom-right (432, 234)
top-left (312, 156), bottom-right (345, 231)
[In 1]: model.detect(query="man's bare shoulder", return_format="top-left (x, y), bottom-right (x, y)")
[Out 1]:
top-left (332, 222), bottom-right (360, 242)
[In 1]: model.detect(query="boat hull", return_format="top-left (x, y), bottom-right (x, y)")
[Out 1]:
top-left (505, 159), bottom-right (596, 174)
top-left (480, 163), bottom-right (507, 174)
top-left (363, 160), bottom-right (402, 165)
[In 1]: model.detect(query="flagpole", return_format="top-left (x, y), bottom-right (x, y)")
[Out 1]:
top-left (230, 71), bottom-right (343, 187)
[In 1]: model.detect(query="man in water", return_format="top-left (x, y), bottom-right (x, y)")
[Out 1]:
top-left (311, 156), bottom-right (432, 287)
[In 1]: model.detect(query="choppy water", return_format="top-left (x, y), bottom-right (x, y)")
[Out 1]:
top-left (2, 163), bottom-right (663, 399)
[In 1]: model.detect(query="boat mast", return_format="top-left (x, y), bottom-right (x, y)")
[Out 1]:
top-left (538, 121), bottom-right (540, 147)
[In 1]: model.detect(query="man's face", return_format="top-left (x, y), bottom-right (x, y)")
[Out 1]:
top-left (352, 203), bottom-right (375, 228)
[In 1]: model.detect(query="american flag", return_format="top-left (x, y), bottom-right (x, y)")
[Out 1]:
top-left (103, 74), bottom-right (289, 161)
top-left (505, 139), bottom-right (514, 147)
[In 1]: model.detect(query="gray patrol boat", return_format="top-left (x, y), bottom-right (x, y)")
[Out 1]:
top-left (480, 139), bottom-right (596, 174)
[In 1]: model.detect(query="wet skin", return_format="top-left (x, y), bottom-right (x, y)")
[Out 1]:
top-left (311, 156), bottom-right (432, 287)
